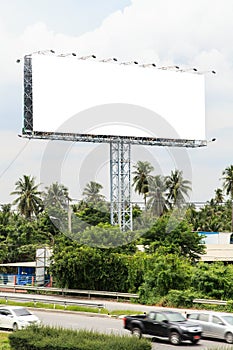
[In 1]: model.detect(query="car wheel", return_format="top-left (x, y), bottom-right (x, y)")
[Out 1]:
top-left (131, 327), bottom-right (142, 339)
top-left (169, 331), bottom-right (181, 345)
top-left (191, 339), bottom-right (200, 345)
top-left (12, 323), bottom-right (19, 331)
top-left (225, 332), bottom-right (233, 343)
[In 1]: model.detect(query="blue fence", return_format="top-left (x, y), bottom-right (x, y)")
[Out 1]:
top-left (0, 274), bottom-right (50, 286)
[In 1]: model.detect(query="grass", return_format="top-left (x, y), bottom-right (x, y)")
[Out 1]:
top-left (0, 300), bottom-right (139, 317)
top-left (0, 333), bottom-right (10, 350)
top-left (108, 309), bottom-right (144, 317)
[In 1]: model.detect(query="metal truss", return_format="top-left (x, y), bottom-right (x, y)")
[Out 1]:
top-left (23, 55), bottom-right (33, 132)
top-left (20, 131), bottom-right (207, 232)
top-left (110, 141), bottom-right (132, 231)
top-left (20, 131), bottom-right (207, 148)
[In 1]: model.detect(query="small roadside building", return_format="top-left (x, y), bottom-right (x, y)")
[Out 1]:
top-left (0, 247), bottom-right (52, 286)
top-left (198, 232), bottom-right (233, 262)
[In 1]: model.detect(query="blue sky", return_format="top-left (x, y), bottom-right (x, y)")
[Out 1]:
top-left (1, 0), bottom-right (233, 205)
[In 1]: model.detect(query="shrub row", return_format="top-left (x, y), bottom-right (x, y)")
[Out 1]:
top-left (9, 326), bottom-right (151, 350)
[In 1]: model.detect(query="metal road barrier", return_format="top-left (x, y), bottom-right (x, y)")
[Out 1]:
top-left (193, 298), bottom-right (227, 305)
top-left (0, 284), bottom-right (139, 300)
top-left (0, 294), bottom-right (104, 312)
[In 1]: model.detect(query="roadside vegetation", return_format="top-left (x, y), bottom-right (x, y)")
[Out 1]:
top-left (1, 164), bottom-right (233, 309)
top-left (9, 326), bottom-right (151, 350)
top-left (0, 332), bottom-right (10, 350)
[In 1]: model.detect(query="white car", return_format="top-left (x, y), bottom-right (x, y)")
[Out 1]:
top-left (0, 306), bottom-right (41, 331)
top-left (187, 311), bottom-right (233, 343)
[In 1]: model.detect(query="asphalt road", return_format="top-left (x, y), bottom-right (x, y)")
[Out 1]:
top-left (33, 309), bottom-right (233, 350)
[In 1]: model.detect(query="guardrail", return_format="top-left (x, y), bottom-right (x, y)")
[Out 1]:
top-left (193, 298), bottom-right (227, 305)
top-left (0, 294), bottom-right (105, 312)
top-left (0, 284), bottom-right (139, 301)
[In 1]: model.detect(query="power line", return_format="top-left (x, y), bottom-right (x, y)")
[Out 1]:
top-left (0, 139), bottom-right (31, 179)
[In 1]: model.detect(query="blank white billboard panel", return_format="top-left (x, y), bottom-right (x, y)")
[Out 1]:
top-left (31, 55), bottom-right (205, 140)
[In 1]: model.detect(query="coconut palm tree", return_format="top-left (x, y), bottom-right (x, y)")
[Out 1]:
top-left (82, 181), bottom-right (105, 204)
top-left (43, 182), bottom-right (71, 209)
top-left (214, 188), bottom-right (224, 204)
top-left (11, 175), bottom-right (43, 219)
top-left (222, 165), bottom-right (233, 199)
top-left (132, 161), bottom-right (154, 206)
top-left (165, 169), bottom-right (191, 208)
top-left (147, 175), bottom-right (167, 216)
top-left (222, 166), bottom-right (233, 232)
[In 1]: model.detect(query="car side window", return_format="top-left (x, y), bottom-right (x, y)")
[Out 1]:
top-left (149, 312), bottom-right (156, 320)
top-left (212, 316), bottom-right (224, 325)
top-left (188, 313), bottom-right (198, 320)
top-left (0, 310), bottom-right (10, 316)
top-left (156, 313), bottom-right (167, 322)
top-left (199, 314), bottom-right (209, 322)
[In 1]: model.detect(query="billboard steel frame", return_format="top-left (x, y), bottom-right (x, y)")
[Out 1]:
top-left (21, 55), bottom-right (207, 231)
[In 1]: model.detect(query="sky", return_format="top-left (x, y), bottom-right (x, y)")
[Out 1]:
top-left (0, 0), bottom-right (233, 206)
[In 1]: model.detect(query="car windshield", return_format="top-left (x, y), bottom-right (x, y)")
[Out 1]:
top-left (13, 308), bottom-right (31, 317)
top-left (222, 316), bottom-right (233, 325)
top-left (167, 313), bottom-right (186, 322)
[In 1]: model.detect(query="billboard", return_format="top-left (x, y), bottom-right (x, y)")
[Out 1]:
top-left (23, 54), bottom-right (206, 140)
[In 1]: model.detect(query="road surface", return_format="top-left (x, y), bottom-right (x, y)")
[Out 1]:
top-left (33, 309), bottom-right (233, 350)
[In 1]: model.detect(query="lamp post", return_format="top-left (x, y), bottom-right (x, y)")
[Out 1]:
top-left (67, 198), bottom-right (72, 232)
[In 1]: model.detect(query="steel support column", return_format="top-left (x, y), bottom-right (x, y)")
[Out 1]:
top-left (23, 55), bottom-right (33, 132)
top-left (110, 141), bottom-right (132, 231)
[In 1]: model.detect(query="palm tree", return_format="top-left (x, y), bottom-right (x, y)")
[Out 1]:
top-left (147, 175), bottom-right (167, 216)
top-left (222, 165), bottom-right (233, 232)
top-left (222, 165), bottom-right (233, 199)
top-left (132, 161), bottom-right (154, 206)
top-left (214, 188), bottom-right (224, 204)
top-left (165, 169), bottom-right (191, 208)
top-left (82, 181), bottom-right (105, 204)
top-left (43, 182), bottom-right (71, 209)
top-left (0, 204), bottom-right (11, 226)
top-left (11, 175), bottom-right (43, 219)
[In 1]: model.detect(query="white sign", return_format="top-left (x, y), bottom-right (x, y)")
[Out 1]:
top-left (30, 55), bottom-right (206, 140)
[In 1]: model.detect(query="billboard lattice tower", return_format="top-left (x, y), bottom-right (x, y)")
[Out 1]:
top-left (110, 141), bottom-right (132, 231)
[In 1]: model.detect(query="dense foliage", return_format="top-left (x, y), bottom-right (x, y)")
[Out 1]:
top-left (1, 163), bottom-right (233, 305)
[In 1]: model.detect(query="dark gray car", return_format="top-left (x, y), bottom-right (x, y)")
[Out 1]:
top-left (187, 311), bottom-right (233, 343)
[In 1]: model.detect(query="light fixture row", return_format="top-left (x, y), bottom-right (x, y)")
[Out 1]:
top-left (16, 50), bottom-right (216, 74)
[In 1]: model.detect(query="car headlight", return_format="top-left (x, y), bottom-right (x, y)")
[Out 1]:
top-left (189, 326), bottom-right (202, 332)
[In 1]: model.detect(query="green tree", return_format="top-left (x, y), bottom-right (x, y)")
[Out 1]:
top-left (191, 262), bottom-right (233, 300)
top-left (73, 200), bottom-right (110, 227)
top-left (133, 161), bottom-right (154, 206)
top-left (214, 188), bottom-right (224, 204)
top-left (147, 175), bottom-right (167, 216)
top-left (222, 165), bottom-right (233, 199)
top-left (139, 249), bottom-right (192, 302)
top-left (11, 175), bottom-right (43, 219)
top-left (142, 214), bottom-right (205, 261)
top-left (166, 170), bottom-right (191, 208)
top-left (0, 204), bottom-right (12, 226)
top-left (43, 182), bottom-right (71, 209)
top-left (77, 223), bottom-right (138, 249)
top-left (51, 243), bottom-right (136, 292)
top-left (82, 181), bottom-right (105, 204)
top-left (188, 200), bottom-right (231, 233)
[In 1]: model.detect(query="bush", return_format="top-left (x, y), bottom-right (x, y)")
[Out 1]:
top-left (9, 326), bottom-right (151, 350)
top-left (158, 289), bottom-right (199, 308)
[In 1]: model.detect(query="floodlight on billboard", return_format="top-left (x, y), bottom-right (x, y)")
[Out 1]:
top-left (22, 53), bottom-right (206, 142)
